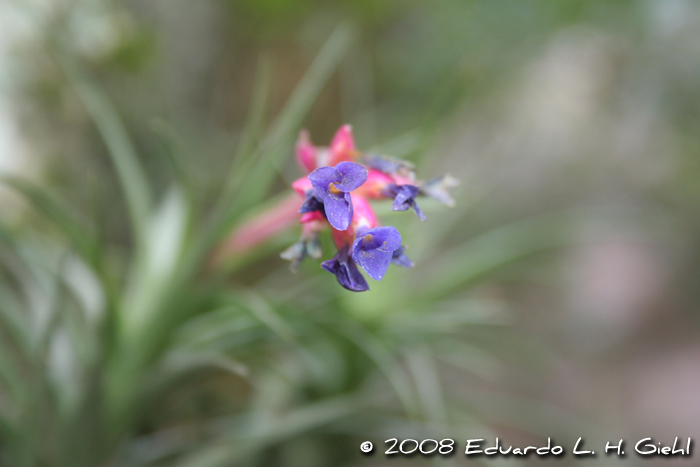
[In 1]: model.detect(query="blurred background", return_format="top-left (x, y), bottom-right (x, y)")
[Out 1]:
top-left (1, 0), bottom-right (700, 466)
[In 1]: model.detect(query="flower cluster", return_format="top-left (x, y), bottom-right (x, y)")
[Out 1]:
top-left (281, 125), bottom-right (457, 292)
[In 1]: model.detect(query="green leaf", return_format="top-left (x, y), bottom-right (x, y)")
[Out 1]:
top-left (150, 118), bottom-right (198, 200)
top-left (242, 291), bottom-right (296, 345)
top-left (222, 54), bottom-right (275, 199)
top-left (171, 395), bottom-right (363, 467)
top-left (217, 23), bottom-right (354, 236)
top-left (55, 53), bottom-right (153, 247)
top-left (0, 176), bottom-right (96, 264)
top-left (121, 185), bottom-right (189, 342)
top-left (405, 347), bottom-right (448, 429)
top-left (418, 212), bottom-right (582, 297)
top-left (321, 318), bottom-right (419, 419)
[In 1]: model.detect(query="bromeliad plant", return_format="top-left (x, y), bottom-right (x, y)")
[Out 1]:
top-left (0, 11), bottom-right (576, 467)
top-left (281, 125), bottom-right (457, 291)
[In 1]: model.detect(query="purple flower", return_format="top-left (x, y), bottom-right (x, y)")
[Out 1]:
top-left (391, 245), bottom-right (414, 268)
top-left (308, 161), bottom-right (368, 230)
top-left (299, 189), bottom-right (323, 214)
top-left (352, 226), bottom-right (402, 281)
top-left (321, 245), bottom-right (369, 292)
top-left (386, 184), bottom-right (426, 221)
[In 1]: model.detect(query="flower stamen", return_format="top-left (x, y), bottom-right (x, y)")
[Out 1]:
top-left (328, 183), bottom-right (342, 195)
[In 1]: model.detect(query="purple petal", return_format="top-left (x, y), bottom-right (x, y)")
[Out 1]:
top-left (411, 202), bottom-right (426, 221)
top-left (351, 226), bottom-right (402, 281)
top-left (323, 192), bottom-right (353, 230)
top-left (354, 248), bottom-right (393, 281)
top-left (321, 246), bottom-right (369, 292)
top-left (390, 184), bottom-right (426, 221)
top-left (391, 185), bottom-right (419, 209)
top-left (333, 161), bottom-right (368, 192)
top-left (391, 246), bottom-right (414, 268)
top-left (308, 166), bottom-right (340, 199)
top-left (357, 226), bottom-right (402, 252)
top-left (299, 190), bottom-right (324, 214)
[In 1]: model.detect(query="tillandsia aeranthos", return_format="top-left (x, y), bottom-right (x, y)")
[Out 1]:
top-left (281, 124), bottom-right (458, 292)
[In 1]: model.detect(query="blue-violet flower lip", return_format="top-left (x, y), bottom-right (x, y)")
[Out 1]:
top-left (352, 226), bottom-right (402, 281)
top-left (321, 245), bottom-right (369, 292)
top-left (388, 184), bottom-right (426, 221)
top-left (308, 162), bottom-right (368, 230)
top-left (332, 161), bottom-right (368, 191)
top-left (391, 245), bottom-right (414, 268)
top-left (299, 189), bottom-right (324, 214)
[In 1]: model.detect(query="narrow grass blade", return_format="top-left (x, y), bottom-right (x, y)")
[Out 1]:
top-left (217, 23), bottom-right (354, 236)
top-left (0, 176), bottom-right (96, 264)
top-left (150, 119), bottom-right (197, 199)
top-left (322, 318), bottom-right (419, 419)
top-left (172, 395), bottom-right (362, 467)
top-left (222, 54), bottom-right (274, 198)
top-left (405, 347), bottom-right (448, 429)
top-left (55, 54), bottom-right (152, 245)
top-left (243, 291), bottom-right (296, 345)
top-left (121, 185), bottom-right (188, 341)
top-left (418, 212), bottom-right (581, 297)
